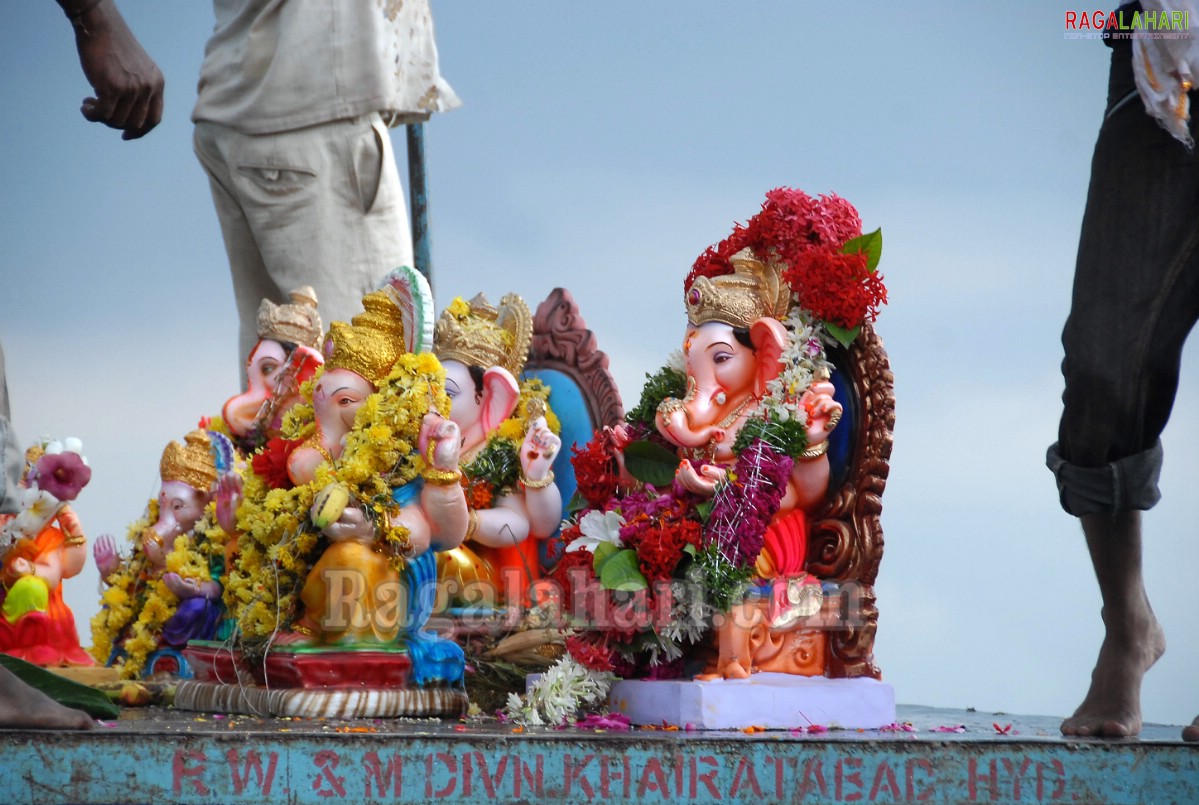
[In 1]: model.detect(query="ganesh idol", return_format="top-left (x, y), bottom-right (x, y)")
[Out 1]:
top-left (558, 236), bottom-right (864, 681)
top-left (658, 250), bottom-right (841, 511)
top-left (91, 430), bottom-right (225, 678)
top-left (433, 293), bottom-right (562, 607)
top-left (224, 286), bottom-right (469, 671)
top-left (656, 250), bottom-right (843, 679)
top-left (0, 440), bottom-right (93, 667)
top-left (220, 286), bottom-right (324, 453)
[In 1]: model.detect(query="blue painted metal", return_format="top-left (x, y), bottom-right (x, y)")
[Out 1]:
top-left (1, 705), bottom-right (1195, 804)
top-left (405, 123), bottom-right (432, 291)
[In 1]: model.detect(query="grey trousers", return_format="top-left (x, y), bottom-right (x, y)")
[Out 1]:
top-left (194, 113), bottom-right (413, 367)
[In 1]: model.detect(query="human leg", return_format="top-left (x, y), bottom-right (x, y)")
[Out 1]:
top-left (197, 116), bottom-right (412, 361)
top-left (1049, 40), bottom-right (1199, 738)
top-left (1060, 512), bottom-right (1165, 737)
top-left (195, 123), bottom-right (284, 369)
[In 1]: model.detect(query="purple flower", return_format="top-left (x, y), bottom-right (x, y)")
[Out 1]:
top-left (705, 441), bottom-right (792, 567)
top-left (34, 452), bottom-right (92, 502)
top-left (643, 656), bottom-right (686, 680)
top-left (804, 338), bottom-right (823, 357)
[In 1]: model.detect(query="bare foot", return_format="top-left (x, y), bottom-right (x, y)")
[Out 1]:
top-left (1061, 610), bottom-right (1165, 738)
top-left (0, 667), bottom-right (93, 730)
top-left (1182, 716), bottom-right (1199, 743)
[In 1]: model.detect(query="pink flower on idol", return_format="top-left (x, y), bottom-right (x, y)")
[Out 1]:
top-left (804, 338), bottom-right (822, 357)
top-left (34, 452), bottom-right (92, 502)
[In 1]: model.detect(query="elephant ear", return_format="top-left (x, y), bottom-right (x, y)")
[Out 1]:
top-left (749, 317), bottom-right (789, 399)
top-left (291, 344), bottom-right (324, 385)
top-left (481, 366), bottom-right (520, 435)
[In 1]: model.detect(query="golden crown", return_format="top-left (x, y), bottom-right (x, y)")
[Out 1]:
top-left (434, 293), bottom-right (532, 376)
top-left (256, 286), bottom-right (323, 349)
top-left (160, 430), bottom-right (218, 491)
top-left (684, 248), bottom-right (792, 329)
top-left (321, 291), bottom-right (406, 387)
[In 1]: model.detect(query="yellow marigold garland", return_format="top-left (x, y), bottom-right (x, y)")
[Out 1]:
top-left (496, 378), bottom-right (561, 444)
top-left (457, 378), bottom-right (562, 499)
top-left (224, 352), bottom-right (450, 641)
top-left (89, 500), bottom-right (224, 678)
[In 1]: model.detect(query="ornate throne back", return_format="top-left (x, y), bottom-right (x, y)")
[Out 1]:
top-left (809, 323), bottom-right (895, 679)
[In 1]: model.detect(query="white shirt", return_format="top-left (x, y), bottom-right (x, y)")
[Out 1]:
top-left (1132, 0), bottom-right (1199, 144)
top-left (193, 0), bottom-right (460, 134)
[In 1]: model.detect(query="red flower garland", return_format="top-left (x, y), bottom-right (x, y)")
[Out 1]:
top-left (570, 432), bottom-right (621, 509)
top-left (250, 437), bottom-right (301, 490)
top-left (683, 187), bottom-right (887, 329)
top-left (565, 632), bottom-right (616, 672)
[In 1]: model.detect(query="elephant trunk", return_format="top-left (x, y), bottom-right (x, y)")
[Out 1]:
top-left (152, 508), bottom-right (181, 541)
top-left (655, 400), bottom-right (722, 449)
top-left (222, 390), bottom-right (268, 439)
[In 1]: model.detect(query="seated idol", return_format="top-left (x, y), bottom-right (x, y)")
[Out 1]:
top-left (221, 286), bottom-right (324, 453)
top-left (257, 290), bottom-right (470, 646)
top-left (0, 441), bottom-right (93, 667)
top-left (433, 294), bottom-right (562, 606)
top-left (91, 431), bottom-right (224, 678)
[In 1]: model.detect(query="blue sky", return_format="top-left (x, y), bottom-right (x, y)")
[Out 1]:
top-left (2, 1), bottom-right (1197, 727)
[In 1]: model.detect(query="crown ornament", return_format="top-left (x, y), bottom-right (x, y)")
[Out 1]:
top-left (23, 444), bottom-right (45, 468)
top-left (434, 293), bottom-right (532, 376)
top-left (256, 286), bottom-right (323, 349)
top-left (322, 291), bottom-right (406, 387)
top-left (684, 248), bottom-right (792, 329)
top-left (160, 430), bottom-right (219, 491)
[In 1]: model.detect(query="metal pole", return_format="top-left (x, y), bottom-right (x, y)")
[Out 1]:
top-left (406, 122), bottom-right (432, 293)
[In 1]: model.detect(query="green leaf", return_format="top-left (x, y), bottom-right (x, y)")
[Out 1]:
top-left (565, 490), bottom-right (588, 514)
top-left (599, 549), bottom-right (648, 591)
top-left (592, 540), bottom-right (621, 574)
top-left (824, 321), bottom-right (861, 348)
top-left (695, 500), bottom-right (714, 523)
top-left (841, 228), bottom-right (883, 273)
top-left (682, 543), bottom-right (698, 558)
top-left (732, 415), bottom-right (808, 459)
top-left (0, 654), bottom-right (119, 720)
top-left (622, 440), bottom-right (680, 488)
top-left (626, 366), bottom-right (687, 426)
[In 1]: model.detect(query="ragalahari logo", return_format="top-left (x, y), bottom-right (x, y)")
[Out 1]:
top-left (1064, 8), bottom-right (1192, 39)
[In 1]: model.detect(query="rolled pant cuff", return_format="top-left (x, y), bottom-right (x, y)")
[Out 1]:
top-left (1046, 440), bottom-right (1163, 517)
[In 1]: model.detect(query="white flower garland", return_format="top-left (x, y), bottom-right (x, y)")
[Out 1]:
top-left (504, 656), bottom-right (615, 727)
top-left (759, 301), bottom-right (835, 424)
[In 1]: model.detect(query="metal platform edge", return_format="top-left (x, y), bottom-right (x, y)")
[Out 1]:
top-left (1, 705), bottom-right (1195, 805)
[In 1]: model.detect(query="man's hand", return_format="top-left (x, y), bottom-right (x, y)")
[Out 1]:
top-left (66, 0), bottom-right (164, 139)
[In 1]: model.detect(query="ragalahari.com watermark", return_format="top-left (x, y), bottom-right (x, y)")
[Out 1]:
top-left (1064, 8), bottom-right (1192, 40)
top-left (312, 567), bottom-right (872, 637)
